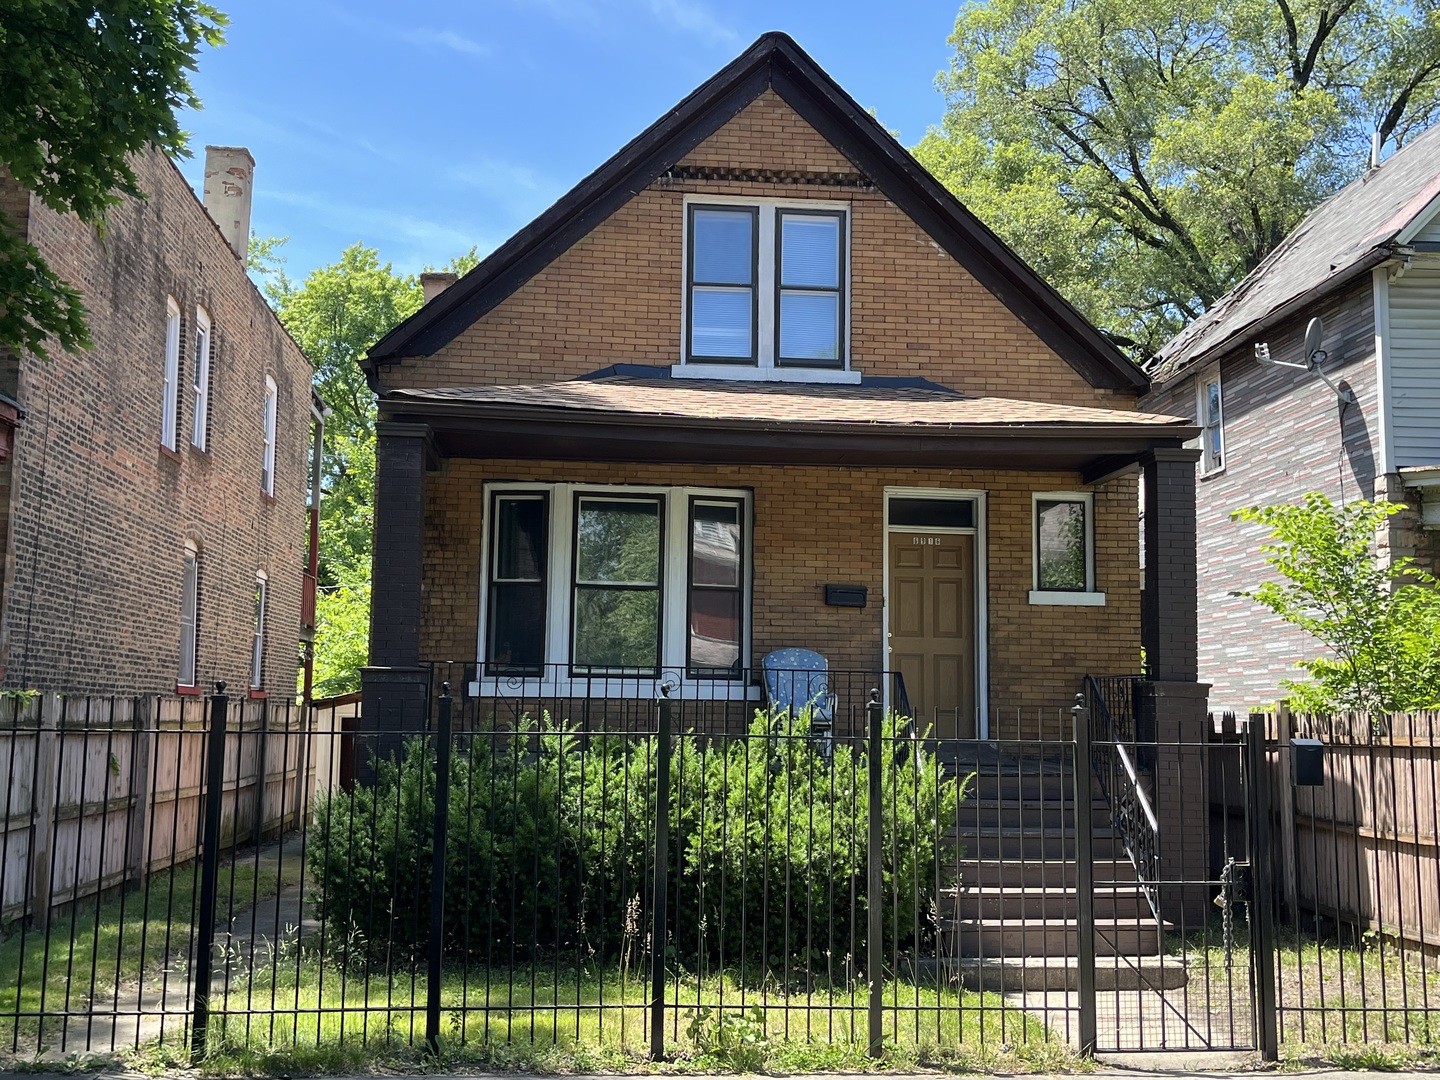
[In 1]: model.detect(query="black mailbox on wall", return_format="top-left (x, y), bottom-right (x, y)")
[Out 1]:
top-left (824, 584), bottom-right (867, 608)
top-left (1290, 738), bottom-right (1324, 786)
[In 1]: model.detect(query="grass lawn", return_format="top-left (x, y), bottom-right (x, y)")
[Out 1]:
top-left (0, 852), bottom-right (303, 1053)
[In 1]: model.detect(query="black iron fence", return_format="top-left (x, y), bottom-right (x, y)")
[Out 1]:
top-left (9, 681), bottom-right (1440, 1064)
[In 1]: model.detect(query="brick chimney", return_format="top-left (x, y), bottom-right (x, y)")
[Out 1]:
top-left (202, 146), bottom-right (255, 260)
top-left (421, 272), bottom-right (458, 303)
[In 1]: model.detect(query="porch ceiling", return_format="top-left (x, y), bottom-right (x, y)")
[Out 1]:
top-left (380, 378), bottom-right (1197, 476)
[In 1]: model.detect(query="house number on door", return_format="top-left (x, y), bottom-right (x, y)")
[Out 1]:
top-left (912, 536), bottom-right (944, 545)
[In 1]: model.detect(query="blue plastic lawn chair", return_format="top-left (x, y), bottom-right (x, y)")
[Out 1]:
top-left (762, 648), bottom-right (836, 759)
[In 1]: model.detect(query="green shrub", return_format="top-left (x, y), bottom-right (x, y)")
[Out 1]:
top-left (308, 709), bottom-right (966, 976)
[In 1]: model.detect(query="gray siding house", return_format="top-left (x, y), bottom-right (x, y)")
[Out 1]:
top-left (1142, 126), bottom-right (1440, 712)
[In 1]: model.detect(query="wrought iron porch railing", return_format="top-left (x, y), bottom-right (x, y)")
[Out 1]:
top-left (1085, 674), bottom-right (1160, 917)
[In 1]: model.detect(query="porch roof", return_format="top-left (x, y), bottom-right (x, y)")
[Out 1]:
top-left (380, 375), bottom-right (1197, 477)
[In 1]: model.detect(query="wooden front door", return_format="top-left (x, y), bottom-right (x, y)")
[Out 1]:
top-left (888, 531), bottom-right (976, 739)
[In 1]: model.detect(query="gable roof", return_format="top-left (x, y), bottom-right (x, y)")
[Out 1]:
top-left (1150, 122), bottom-right (1440, 384)
top-left (365, 32), bottom-right (1147, 392)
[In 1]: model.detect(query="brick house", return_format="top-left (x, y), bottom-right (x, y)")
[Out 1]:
top-left (1142, 126), bottom-right (1440, 713)
top-left (0, 146), bottom-right (323, 699)
top-left (359, 33), bottom-right (1203, 746)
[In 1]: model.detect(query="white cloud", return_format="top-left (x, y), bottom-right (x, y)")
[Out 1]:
top-left (400, 28), bottom-right (494, 59)
top-left (513, 0), bottom-right (740, 47)
top-left (646, 0), bottom-right (741, 46)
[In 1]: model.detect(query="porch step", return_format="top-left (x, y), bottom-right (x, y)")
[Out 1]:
top-left (952, 857), bottom-right (1138, 888)
top-left (957, 798), bottom-right (1112, 830)
top-left (943, 884), bottom-right (1153, 921)
top-left (955, 825), bottom-right (1123, 860)
top-left (943, 917), bottom-right (1170, 957)
top-left (906, 955), bottom-right (1188, 992)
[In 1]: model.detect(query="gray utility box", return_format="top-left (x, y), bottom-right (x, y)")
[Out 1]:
top-left (1290, 738), bottom-right (1325, 786)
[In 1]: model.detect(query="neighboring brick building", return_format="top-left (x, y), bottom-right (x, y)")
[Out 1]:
top-left (1143, 127), bottom-right (1440, 712)
top-left (361, 34), bottom-right (1201, 742)
top-left (0, 146), bottom-right (321, 698)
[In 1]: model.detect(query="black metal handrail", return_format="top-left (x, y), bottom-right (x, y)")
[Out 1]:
top-left (1085, 674), bottom-right (1160, 916)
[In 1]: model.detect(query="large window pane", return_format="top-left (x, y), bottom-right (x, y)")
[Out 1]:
top-left (781, 215), bottom-right (839, 287)
top-left (778, 292), bottom-right (839, 361)
top-left (577, 500), bottom-right (660, 583)
top-left (689, 590), bottom-right (740, 672)
top-left (691, 503), bottom-right (740, 586)
top-left (488, 582), bottom-right (546, 669)
top-left (691, 289), bottom-right (753, 359)
top-left (495, 497), bottom-right (547, 580)
top-left (574, 588), bottom-right (660, 669)
top-left (488, 495), bottom-right (548, 671)
top-left (692, 209), bottom-right (753, 284)
top-left (1036, 499), bottom-right (1087, 591)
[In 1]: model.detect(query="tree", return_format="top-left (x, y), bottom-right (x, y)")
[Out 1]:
top-left (1233, 493), bottom-right (1440, 713)
top-left (914, 0), bottom-right (1440, 358)
top-left (0, 2), bottom-right (227, 360)
top-left (258, 242), bottom-right (479, 695)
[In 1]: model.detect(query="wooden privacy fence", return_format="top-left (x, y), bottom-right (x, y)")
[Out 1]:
top-left (1212, 708), bottom-right (1440, 949)
top-left (0, 693), bottom-right (315, 925)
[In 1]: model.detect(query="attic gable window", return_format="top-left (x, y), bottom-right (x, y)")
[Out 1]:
top-left (679, 196), bottom-right (856, 383)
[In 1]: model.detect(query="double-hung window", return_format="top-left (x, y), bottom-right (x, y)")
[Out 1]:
top-left (179, 543), bottom-right (200, 687)
top-left (251, 571), bottom-right (267, 689)
top-left (681, 198), bottom-right (850, 379)
top-left (1029, 492), bottom-right (1104, 606)
top-left (162, 297), bottom-right (181, 450)
top-left (262, 376), bottom-right (278, 495)
top-left (192, 307), bottom-right (212, 450)
top-left (1198, 372), bottom-right (1224, 474)
top-left (481, 483), bottom-right (750, 687)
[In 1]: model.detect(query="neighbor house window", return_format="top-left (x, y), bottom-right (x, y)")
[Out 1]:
top-left (192, 307), bottom-right (212, 450)
top-left (262, 376), bottom-right (278, 495)
top-left (162, 297), bottom-right (181, 450)
top-left (179, 543), bottom-right (200, 687)
top-left (683, 198), bottom-right (848, 373)
top-left (1030, 492), bottom-right (1104, 606)
top-left (251, 571), bottom-right (267, 689)
top-left (1198, 372), bottom-right (1224, 474)
top-left (481, 483), bottom-right (751, 681)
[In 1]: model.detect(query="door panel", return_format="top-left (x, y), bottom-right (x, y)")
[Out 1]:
top-left (888, 532), bottom-right (976, 739)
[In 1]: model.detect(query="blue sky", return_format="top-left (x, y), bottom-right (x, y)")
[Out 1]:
top-left (175, 1), bottom-right (962, 284)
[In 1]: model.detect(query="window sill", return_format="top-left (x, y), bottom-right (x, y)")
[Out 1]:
top-left (261, 492), bottom-right (276, 506)
top-left (1199, 467), bottom-right (1227, 481)
top-left (248, 689), bottom-right (268, 700)
top-left (672, 364), bottom-right (861, 385)
top-left (159, 444), bottom-right (181, 463)
top-left (1028, 590), bottom-right (1106, 607)
top-left (175, 684), bottom-right (202, 696)
top-left (468, 677), bottom-right (762, 702)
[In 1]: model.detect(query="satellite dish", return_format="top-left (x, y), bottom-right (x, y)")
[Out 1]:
top-left (1304, 317), bottom-right (1325, 366)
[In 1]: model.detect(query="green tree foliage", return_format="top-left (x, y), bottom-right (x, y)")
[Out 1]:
top-left (1233, 493), bottom-right (1440, 713)
top-left (914, 0), bottom-right (1440, 358)
top-left (309, 710), bottom-right (965, 974)
top-left (0, 1), bottom-right (227, 360)
top-left (254, 242), bottom-right (479, 697)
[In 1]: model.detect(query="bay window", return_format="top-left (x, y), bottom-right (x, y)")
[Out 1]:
top-left (480, 483), bottom-right (751, 685)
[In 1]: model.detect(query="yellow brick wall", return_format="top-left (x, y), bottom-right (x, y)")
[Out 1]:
top-left (421, 461), bottom-right (1140, 738)
top-left (380, 90), bottom-right (1134, 411)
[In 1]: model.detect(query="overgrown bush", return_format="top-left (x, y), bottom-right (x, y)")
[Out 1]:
top-left (308, 709), bottom-right (966, 977)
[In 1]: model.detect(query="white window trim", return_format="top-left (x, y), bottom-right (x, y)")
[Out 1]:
top-left (674, 194), bottom-right (858, 384)
top-left (162, 297), bottom-right (181, 450)
top-left (880, 487), bottom-right (990, 738)
top-left (262, 376), bottom-right (278, 495)
top-left (472, 481), bottom-right (757, 700)
top-left (1197, 370), bottom-right (1225, 476)
top-left (179, 541), bottom-right (200, 687)
top-left (192, 307), bottom-right (212, 450)
top-left (1029, 490), bottom-right (1105, 606)
top-left (251, 570), bottom-right (268, 689)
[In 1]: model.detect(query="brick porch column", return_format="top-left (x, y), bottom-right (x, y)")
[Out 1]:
top-left (361, 422), bottom-right (436, 768)
top-left (1139, 447), bottom-right (1211, 930)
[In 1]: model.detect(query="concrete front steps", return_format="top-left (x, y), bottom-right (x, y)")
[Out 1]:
top-left (938, 764), bottom-right (1182, 992)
